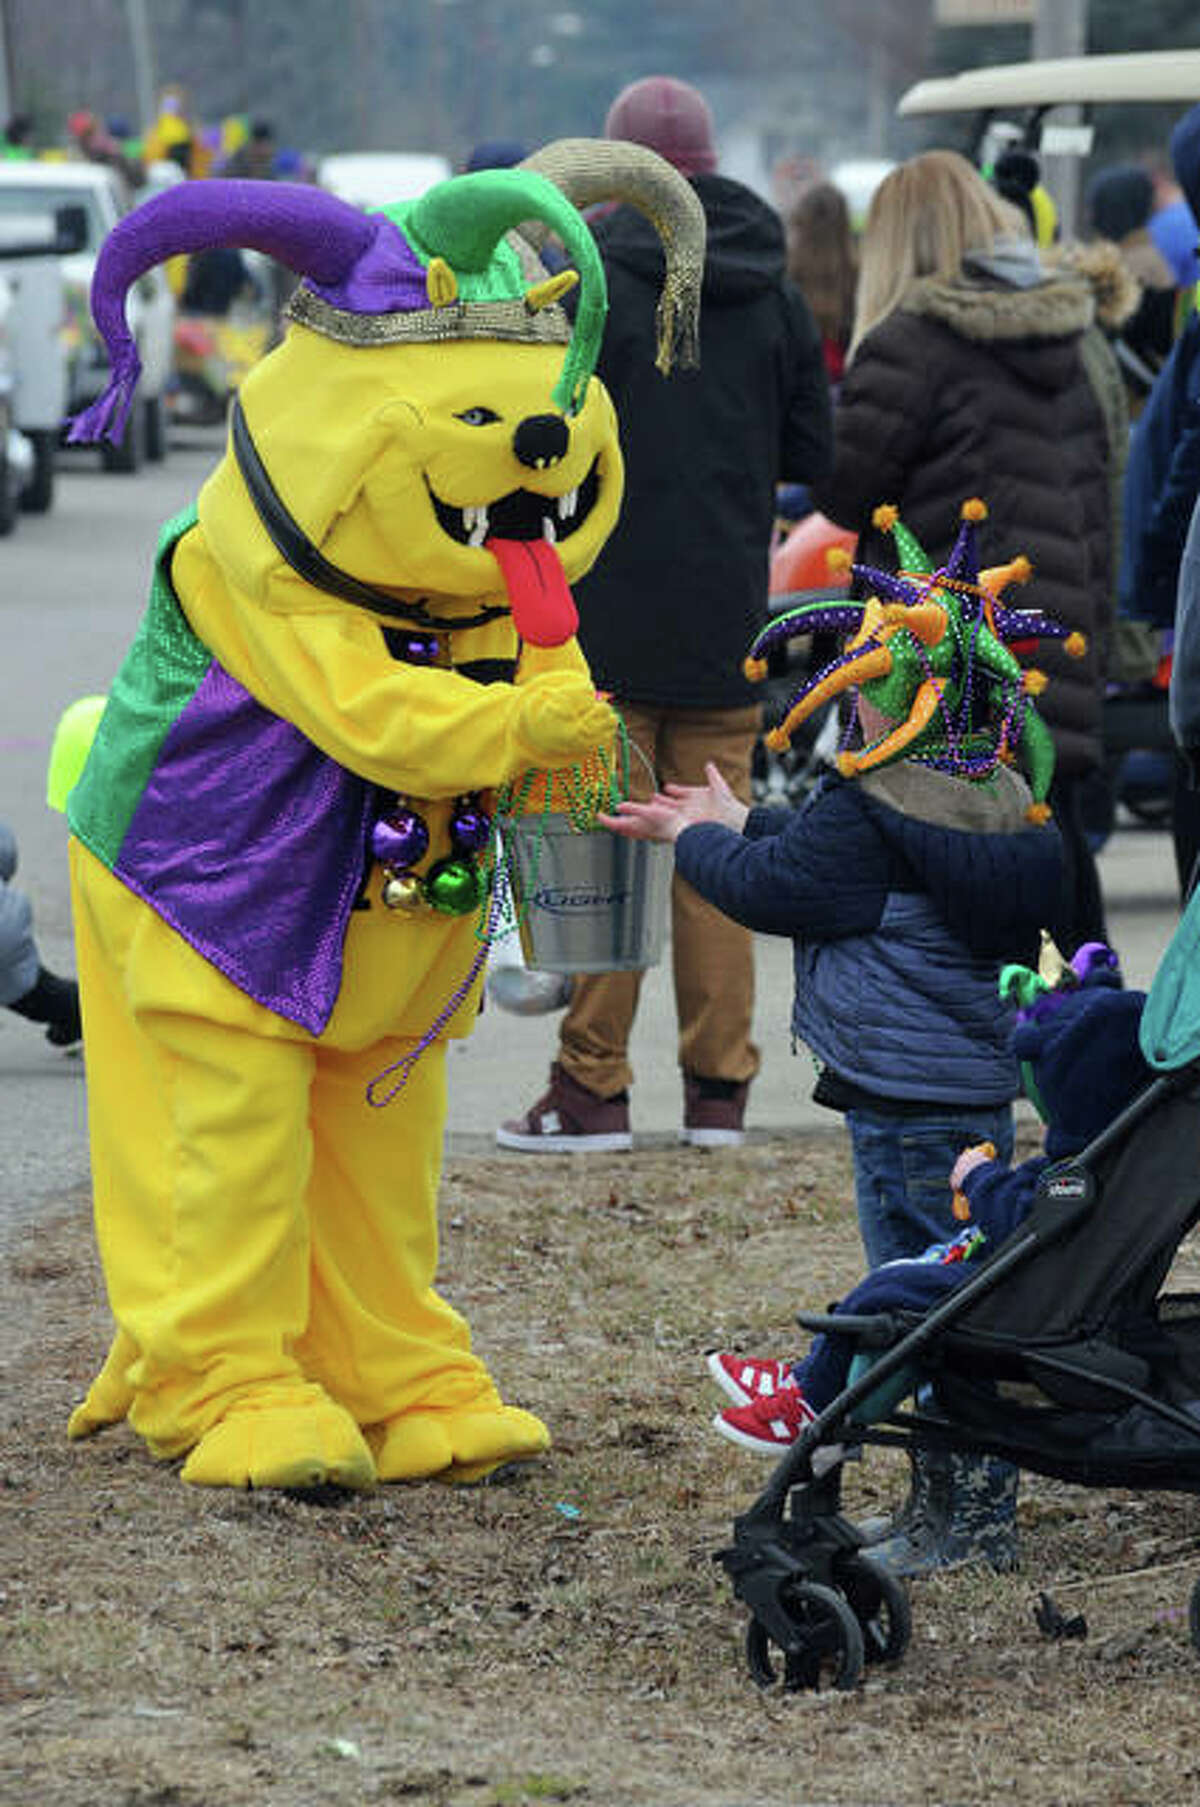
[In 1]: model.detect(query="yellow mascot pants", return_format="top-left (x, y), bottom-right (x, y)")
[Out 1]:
top-left (67, 841), bottom-right (548, 1488)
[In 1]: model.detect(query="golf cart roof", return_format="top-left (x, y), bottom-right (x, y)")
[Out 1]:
top-left (898, 49), bottom-right (1200, 118)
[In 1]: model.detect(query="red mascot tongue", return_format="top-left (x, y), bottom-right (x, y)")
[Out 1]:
top-left (487, 537), bottom-right (579, 648)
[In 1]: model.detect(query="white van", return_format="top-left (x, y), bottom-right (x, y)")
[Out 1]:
top-left (0, 200), bottom-right (86, 523)
top-left (0, 161), bottom-right (175, 474)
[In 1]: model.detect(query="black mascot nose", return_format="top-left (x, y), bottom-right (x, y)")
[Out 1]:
top-left (513, 413), bottom-right (569, 470)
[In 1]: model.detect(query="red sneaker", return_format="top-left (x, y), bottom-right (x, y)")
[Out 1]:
top-left (714, 1385), bottom-right (817, 1455)
top-left (706, 1349), bottom-right (797, 1407)
top-left (496, 1061), bottom-right (632, 1154)
top-left (681, 1075), bottom-right (748, 1148)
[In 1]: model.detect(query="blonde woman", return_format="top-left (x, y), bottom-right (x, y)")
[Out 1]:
top-left (813, 148), bottom-right (1113, 961)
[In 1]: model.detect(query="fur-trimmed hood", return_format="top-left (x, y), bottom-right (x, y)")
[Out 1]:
top-left (900, 267), bottom-right (1094, 344)
top-left (1045, 237), bottom-right (1141, 333)
top-left (899, 260), bottom-right (1095, 393)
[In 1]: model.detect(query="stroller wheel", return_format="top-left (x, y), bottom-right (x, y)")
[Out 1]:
top-left (745, 1581), bottom-right (865, 1692)
top-left (834, 1552), bottom-right (913, 1665)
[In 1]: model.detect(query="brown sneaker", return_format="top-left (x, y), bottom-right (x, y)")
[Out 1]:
top-left (496, 1062), bottom-right (633, 1153)
top-left (681, 1075), bottom-right (748, 1149)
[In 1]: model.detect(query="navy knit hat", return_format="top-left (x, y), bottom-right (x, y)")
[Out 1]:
top-left (1087, 165), bottom-right (1155, 241)
top-left (1011, 986), bottom-right (1150, 1160)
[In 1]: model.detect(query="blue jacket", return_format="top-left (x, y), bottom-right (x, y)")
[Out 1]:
top-left (673, 760), bottom-right (1062, 1110)
top-left (1119, 317), bottom-right (1200, 624)
top-left (1170, 494), bottom-right (1200, 765)
top-left (1120, 102), bottom-right (1200, 624)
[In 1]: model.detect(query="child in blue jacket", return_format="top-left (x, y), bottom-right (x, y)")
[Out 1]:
top-left (603, 743), bottom-right (1063, 1268)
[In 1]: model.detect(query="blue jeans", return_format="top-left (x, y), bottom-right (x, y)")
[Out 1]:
top-left (847, 1105), bottom-right (1015, 1270)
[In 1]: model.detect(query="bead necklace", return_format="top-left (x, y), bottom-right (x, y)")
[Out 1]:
top-left (366, 717), bottom-right (632, 1107)
top-left (373, 792), bottom-right (492, 916)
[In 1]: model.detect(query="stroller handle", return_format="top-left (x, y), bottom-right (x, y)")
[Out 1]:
top-left (794, 1308), bottom-right (901, 1349)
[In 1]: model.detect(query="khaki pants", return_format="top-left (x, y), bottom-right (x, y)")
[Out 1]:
top-left (559, 701), bottom-right (762, 1099)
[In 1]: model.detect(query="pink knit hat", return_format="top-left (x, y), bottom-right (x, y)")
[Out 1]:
top-left (603, 76), bottom-right (717, 177)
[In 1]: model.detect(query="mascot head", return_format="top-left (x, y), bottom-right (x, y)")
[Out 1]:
top-left (69, 143), bottom-right (706, 647)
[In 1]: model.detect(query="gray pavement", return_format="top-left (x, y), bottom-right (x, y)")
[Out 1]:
top-left (0, 431), bottom-right (1187, 1234)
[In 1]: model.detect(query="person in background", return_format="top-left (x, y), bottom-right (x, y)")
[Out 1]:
top-left (812, 150), bottom-right (1114, 963)
top-left (220, 119), bottom-right (278, 180)
top-left (1146, 151), bottom-right (1200, 293)
top-left (1086, 162), bottom-right (1177, 414)
top-left (66, 109), bottom-right (144, 194)
top-left (1119, 105), bottom-right (1200, 897)
top-left (464, 138), bottom-right (528, 173)
top-left (1169, 490), bottom-right (1200, 867)
top-left (785, 180), bottom-right (857, 387)
top-left (141, 84), bottom-right (207, 178)
top-left (220, 121), bottom-right (294, 319)
top-left (992, 146), bottom-right (1138, 857)
top-left (3, 114), bottom-right (34, 160)
top-left (773, 179), bottom-right (856, 531)
top-left (498, 74), bottom-right (832, 1154)
top-left (1, 822), bottom-right (81, 1049)
top-left (991, 145), bottom-right (1059, 250)
top-left (180, 246), bottom-right (260, 317)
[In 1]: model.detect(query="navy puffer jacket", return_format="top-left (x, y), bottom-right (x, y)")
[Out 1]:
top-left (673, 761), bottom-right (1063, 1109)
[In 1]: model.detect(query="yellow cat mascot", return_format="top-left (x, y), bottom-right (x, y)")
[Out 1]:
top-left (60, 144), bottom-right (704, 1489)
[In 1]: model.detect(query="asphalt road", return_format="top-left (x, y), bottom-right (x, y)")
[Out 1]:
top-left (0, 427), bottom-right (1186, 1246)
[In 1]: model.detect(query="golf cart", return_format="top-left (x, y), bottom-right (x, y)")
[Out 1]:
top-left (897, 47), bottom-right (1200, 162)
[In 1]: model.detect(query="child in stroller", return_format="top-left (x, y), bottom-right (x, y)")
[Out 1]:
top-left (709, 945), bottom-right (1143, 1461)
top-left (713, 947), bottom-right (1200, 1690)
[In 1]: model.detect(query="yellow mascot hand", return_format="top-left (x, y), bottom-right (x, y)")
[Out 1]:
top-left (514, 672), bottom-right (617, 768)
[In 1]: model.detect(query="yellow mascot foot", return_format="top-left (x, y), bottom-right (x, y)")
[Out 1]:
top-left (67, 1328), bottom-right (138, 1440)
top-left (179, 1391), bottom-right (377, 1491)
top-left (371, 1402), bottom-right (550, 1484)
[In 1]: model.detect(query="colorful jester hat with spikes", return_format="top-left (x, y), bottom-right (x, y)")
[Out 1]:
top-left (746, 499), bottom-right (1088, 824)
top-left (66, 139), bottom-right (705, 446)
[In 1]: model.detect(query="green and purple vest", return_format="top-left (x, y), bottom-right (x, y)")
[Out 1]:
top-left (68, 509), bottom-right (378, 1033)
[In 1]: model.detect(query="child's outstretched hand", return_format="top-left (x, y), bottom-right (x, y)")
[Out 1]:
top-left (950, 1142), bottom-right (997, 1193)
top-left (598, 762), bottom-right (749, 843)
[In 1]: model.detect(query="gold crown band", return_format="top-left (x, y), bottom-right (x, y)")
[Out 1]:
top-left (287, 284), bottom-right (572, 348)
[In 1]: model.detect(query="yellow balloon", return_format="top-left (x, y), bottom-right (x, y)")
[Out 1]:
top-left (47, 694), bottom-right (107, 812)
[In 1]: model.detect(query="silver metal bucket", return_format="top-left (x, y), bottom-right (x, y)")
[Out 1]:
top-left (502, 814), bottom-right (671, 973)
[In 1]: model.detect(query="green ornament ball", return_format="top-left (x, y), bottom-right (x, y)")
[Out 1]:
top-left (426, 857), bottom-right (483, 916)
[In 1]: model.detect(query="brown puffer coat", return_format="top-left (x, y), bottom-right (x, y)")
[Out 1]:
top-left (813, 266), bottom-right (1112, 778)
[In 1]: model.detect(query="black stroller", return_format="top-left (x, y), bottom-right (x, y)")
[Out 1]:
top-left (715, 1056), bottom-right (1200, 1690)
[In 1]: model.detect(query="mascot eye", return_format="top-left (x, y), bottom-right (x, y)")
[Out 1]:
top-left (455, 407), bottom-right (501, 427)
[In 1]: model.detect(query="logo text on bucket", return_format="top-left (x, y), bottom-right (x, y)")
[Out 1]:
top-left (533, 885), bottom-right (633, 914)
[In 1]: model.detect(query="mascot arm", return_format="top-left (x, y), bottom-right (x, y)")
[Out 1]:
top-left (179, 565), bottom-right (615, 796)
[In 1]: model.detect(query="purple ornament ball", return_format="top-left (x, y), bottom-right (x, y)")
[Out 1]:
top-left (372, 808), bottom-right (430, 870)
top-left (449, 800), bottom-right (491, 853)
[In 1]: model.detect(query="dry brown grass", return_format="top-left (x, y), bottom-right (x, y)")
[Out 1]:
top-left (6, 1135), bottom-right (1200, 1806)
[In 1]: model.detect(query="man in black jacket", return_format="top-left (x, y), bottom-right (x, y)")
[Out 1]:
top-left (499, 76), bottom-right (832, 1153)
